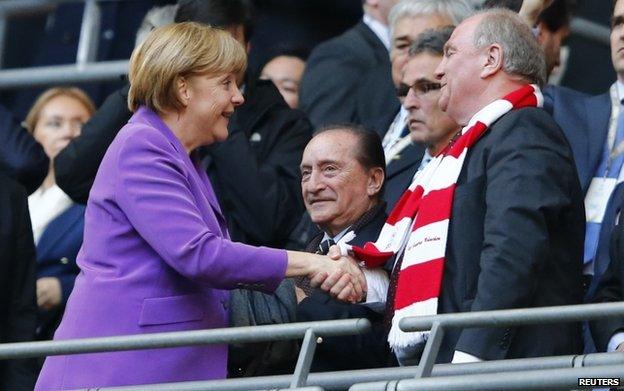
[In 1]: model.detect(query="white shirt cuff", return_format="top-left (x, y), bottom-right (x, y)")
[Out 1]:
top-left (361, 268), bottom-right (389, 303)
top-left (607, 331), bottom-right (624, 352)
top-left (452, 350), bottom-right (483, 363)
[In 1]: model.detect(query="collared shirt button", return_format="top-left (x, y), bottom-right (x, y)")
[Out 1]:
top-left (60, 257), bottom-right (69, 264)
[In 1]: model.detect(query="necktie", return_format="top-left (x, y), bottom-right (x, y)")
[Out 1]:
top-left (317, 238), bottom-right (336, 255)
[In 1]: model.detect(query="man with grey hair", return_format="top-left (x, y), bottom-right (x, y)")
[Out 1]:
top-left (371, 0), bottom-right (473, 212)
top-left (352, 8), bottom-right (583, 365)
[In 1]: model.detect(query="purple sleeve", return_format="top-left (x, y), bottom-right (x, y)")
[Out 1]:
top-left (114, 129), bottom-right (288, 292)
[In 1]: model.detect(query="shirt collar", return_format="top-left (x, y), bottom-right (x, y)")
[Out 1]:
top-left (363, 14), bottom-right (390, 51)
top-left (617, 80), bottom-right (624, 104)
top-left (322, 226), bottom-right (352, 243)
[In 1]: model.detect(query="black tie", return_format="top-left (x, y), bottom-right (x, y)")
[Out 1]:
top-left (317, 238), bottom-right (336, 255)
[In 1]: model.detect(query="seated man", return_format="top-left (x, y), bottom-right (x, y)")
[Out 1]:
top-left (296, 125), bottom-right (393, 370)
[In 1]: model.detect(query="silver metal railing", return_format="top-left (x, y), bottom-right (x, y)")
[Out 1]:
top-left (349, 302), bottom-right (624, 391)
top-left (0, 318), bottom-right (371, 390)
top-left (0, 0), bottom-right (613, 89)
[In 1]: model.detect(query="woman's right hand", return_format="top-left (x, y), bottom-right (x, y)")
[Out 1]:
top-left (309, 254), bottom-right (367, 303)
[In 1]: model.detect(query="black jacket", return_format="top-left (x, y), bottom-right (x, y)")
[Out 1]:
top-left (438, 107), bottom-right (585, 362)
top-left (0, 173), bottom-right (38, 390)
top-left (203, 77), bottom-right (311, 247)
top-left (0, 104), bottom-right (48, 193)
top-left (55, 84), bottom-right (131, 204)
top-left (297, 203), bottom-right (394, 371)
top-left (54, 76), bottom-right (311, 248)
top-left (590, 216), bottom-right (624, 352)
top-left (299, 20), bottom-right (398, 130)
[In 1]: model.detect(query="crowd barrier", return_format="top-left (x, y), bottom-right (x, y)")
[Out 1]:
top-left (1, 302), bottom-right (623, 390)
top-left (0, 0), bottom-right (613, 89)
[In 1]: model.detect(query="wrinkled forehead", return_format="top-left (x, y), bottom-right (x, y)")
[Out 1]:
top-left (446, 14), bottom-right (482, 50)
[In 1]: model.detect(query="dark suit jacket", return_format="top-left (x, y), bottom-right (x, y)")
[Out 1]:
top-left (544, 86), bottom-right (613, 301)
top-left (590, 216), bottom-right (624, 352)
top-left (544, 85), bottom-right (610, 194)
top-left (383, 142), bottom-right (426, 213)
top-left (0, 173), bottom-right (37, 390)
top-left (55, 76), bottom-right (311, 248)
top-left (297, 203), bottom-right (395, 371)
top-left (437, 107), bottom-right (585, 363)
top-left (55, 85), bottom-right (131, 204)
top-left (0, 104), bottom-right (48, 193)
top-left (35, 204), bottom-right (85, 339)
top-left (205, 77), bottom-right (312, 247)
top-left (299, 20), bottom-right (398, 129)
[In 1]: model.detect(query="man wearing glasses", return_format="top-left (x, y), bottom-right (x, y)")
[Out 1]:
top-left (402, 26), bottom-right (460, 174)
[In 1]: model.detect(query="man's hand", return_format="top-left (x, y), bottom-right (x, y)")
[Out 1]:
top-left (519, 0), bottom-right (555, 26)
top-left (37, 277), bottom-right (62, 310)
top-left (309, 254), bottom-right (367, 303)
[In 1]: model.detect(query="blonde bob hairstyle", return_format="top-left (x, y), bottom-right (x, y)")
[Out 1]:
top-left (24, 87), bottom-right (96, 133)
top-left (128, 21), bottom-right (247, 114)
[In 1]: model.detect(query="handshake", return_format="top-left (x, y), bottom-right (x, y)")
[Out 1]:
top-left (307, 245), bottom-right (368, 303)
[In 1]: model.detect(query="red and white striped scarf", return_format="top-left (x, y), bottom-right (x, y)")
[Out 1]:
top-left (351, 84), bottom-right (544, 350)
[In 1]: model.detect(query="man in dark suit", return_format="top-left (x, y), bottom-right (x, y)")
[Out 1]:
top-left (296, 125), bottom-right (393, 370)
top-left (55, 0), bottom-right (312, 248)
top-left (298, 0), bottom-right (399, 129)
top-left (365, 8), bottom-right (583, 365)
top-left (590, 214), bottom-right (624, 354)
top-left (0, 172), bottom-right (38, 390)
top-left (541, 0), bottom-right (623, 308)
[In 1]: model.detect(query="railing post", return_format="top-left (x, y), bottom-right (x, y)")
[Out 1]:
top-left (413, 321), bottom-right (445, 379)
top-left (76, 0), bottom-right (101, 67)
top-left (290, 328), bottom-right (319, 389)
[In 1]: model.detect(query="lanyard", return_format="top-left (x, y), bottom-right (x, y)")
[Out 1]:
top-left (605, 83), bottom-right (623, 177)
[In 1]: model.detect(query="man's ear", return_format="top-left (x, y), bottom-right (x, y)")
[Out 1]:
top-left (367, 167), bottom-right (385, 197)
top-left (177, 76), bottom-right (190, 107)
top-left (481, 43), bottom-right (503, 79)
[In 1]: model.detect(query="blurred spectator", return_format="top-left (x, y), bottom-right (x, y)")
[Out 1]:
top-left (296, 125), bottom-right (392, 371)
top-left (0, 173), bottom-right (38, 390)
top-left (54, 4), bottom-right (178, 204)
top-left (484, 0), bottom-right (575, 79)
top-left (259, 46), bottom-right (308, 109)
top-left (23, 87), bottom-right (94, 342)
top-left (379, 0), bottom-right (471, 212)
top-left (0, 0), bottom-right (175, 119)
top-left (590, 207), bottom-right (624, 353)
top-left (544, 0), bottom-right (624, 353)
top-left (0, 105), bottom-right (48, 193)
top-left (175, 0), bottom-right (312, 248)
top-left (535, 0), bottom-right (575, 78)
top-left (299, 0), bottom-right (399, 129)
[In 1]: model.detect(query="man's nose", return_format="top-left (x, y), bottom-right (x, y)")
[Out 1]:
top-left (404, 88), bottom-right (421, 110)
top-left (434, 59), bottom-right (445, 80)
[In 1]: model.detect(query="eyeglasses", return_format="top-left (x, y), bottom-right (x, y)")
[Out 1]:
top-left (397, 80), bottom-right (441, 98)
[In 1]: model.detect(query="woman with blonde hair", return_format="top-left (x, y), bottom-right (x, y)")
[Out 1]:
top-left (35, 22), bottom-right (364, 390)
top-left (24, 87), bottom-right (94, 343)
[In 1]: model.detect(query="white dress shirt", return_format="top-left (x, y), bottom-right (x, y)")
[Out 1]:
top-left (28, 184), bottom-right (73, 245)
top-left (362, 13), bottom-right (391, 50)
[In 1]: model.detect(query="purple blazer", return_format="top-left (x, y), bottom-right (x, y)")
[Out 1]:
top-left (35, 107), bottom-right (288, 390)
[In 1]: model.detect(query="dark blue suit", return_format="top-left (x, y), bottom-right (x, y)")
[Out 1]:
top-left (543, 85), bottom-right (610, 194)
top-left (35, 204), bottom-right (85, 339)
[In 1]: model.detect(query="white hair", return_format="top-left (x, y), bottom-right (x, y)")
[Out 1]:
top-left (388, 0), bottom-right (474, 34)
